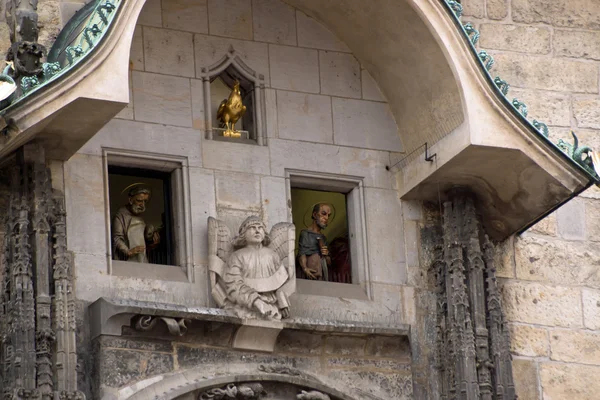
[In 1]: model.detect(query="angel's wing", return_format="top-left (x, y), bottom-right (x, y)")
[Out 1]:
top-left (208, 216), bottom-right (233, 263)
top-left (207, 217), bottom-right (233, 307)
top-left (268, 222), bottom-right (295, 263)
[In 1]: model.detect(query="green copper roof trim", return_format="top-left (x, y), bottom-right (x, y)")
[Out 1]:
top-left (441, 0), bottom-right (600, 182)
top-left (0, 0), bottom-right (122, 114)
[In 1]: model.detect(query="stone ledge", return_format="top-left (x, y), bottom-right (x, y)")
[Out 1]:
top-left (89, 297), bottom-right (410, 345)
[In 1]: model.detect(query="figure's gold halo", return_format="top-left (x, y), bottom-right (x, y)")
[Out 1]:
top-left (120, 182), bottom-right (152, 199)
top-left (303, 202), bottom-right (336, 228)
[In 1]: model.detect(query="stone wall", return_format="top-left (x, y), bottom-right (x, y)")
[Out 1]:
top-left (65, 0), bottom-right (413, 324)
top-left (94, 323), bottom-right (412, 399)
top-left (462, 0), bottom-right (600, 398)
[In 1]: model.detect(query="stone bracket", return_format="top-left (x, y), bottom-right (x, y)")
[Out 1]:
top-left (89, 297), bottom-right (410, 343)
top-left (233, 319), bottom-right (284, 352)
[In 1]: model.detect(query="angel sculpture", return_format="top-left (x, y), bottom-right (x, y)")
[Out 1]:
top-left (208, 215), bottom-right (296, 320)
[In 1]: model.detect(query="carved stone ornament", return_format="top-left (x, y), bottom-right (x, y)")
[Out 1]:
top-left (0, 144), bottom-right (85, 399)
top-left (208, 216), bottom-right (295, 320)
top-left (132, 315), bottom-right (190, 336)
top-left (198, 383), bottom-right (267, 399)
top-left (432, 192), bottom-right (515, 399)
top-left (296, 390), bottom-right (331, 400)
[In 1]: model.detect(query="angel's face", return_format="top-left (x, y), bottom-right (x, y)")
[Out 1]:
top-left (244, 222), bottom-right (266, 245)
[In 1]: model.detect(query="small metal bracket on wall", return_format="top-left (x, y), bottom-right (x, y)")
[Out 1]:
top-left (425, 142), bottom-right (436, 162)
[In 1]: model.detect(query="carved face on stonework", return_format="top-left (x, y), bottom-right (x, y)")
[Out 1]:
top-left (312, 204), bottom-right (332, 229)
top-left (129, 192), bottom-right (150, 215)
top-left (244, 222), bottom-right (266, 245)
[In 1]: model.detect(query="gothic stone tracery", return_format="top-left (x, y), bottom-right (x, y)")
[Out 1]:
top-left (433, 192), bottom-right (515, 400)
top-left (0, 144), bottom-right (83, 400)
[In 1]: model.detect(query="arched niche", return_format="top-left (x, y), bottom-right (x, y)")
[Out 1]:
top-left (198, 47), bottom-right (267, 145)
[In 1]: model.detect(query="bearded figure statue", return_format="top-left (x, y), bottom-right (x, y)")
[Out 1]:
top-left (208, 216), bottom-right (296, 320)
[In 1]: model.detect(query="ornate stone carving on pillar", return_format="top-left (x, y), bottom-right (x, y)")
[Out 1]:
top-left (433, 192), bottom-right (515, 400)
top-left (0, 143), bottom-right (84, 399)
top-left (5, 0), bottom-right (46, 80)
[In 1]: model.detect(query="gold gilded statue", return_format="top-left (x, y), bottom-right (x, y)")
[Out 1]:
top-left (217, 80), bottom-right (246, 138)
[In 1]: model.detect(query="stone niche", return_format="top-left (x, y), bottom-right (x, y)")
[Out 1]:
top-left (90, 299), bottom-right (412, 400)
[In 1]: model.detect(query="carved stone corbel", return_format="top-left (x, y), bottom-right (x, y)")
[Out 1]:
top-left (133, 315), bottom-right (190, 336)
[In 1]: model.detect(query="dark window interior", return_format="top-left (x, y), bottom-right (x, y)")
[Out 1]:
top-left (108, 166), bottom-right (173, 266)
top-left (291, 187), bottom-right (352, 284)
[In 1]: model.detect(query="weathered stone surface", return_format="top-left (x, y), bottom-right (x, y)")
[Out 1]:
top-left (509, 324), bottom-right (548, 357)
top-left (501, 281), bottom-right (582, 328)
top-left (540, 362), bottom-right (600, 400)
top-left (260, 176), bottom-right (288, 228)
top-left (296, 11), bottom-right (350, 52)
top-left (129, 25), bottom-right (144, 71)
top-left (99, 348), bottom-right (173, 389)
top-left (175, 345), bottom-right (318, 370)
top-left (268, 139), bottom-right (393, 189)
top-left (252, 0), bottom-right (296, 45)
top-left (143, 27), bottom-right (195, 78)
top-left (526, 211), bottom-right (557, 236)
top-left (502, 86), bottom-right (572, 126)
top-left (556, 197), bottom-right (586, 240)
top-left (207, 0), bottom-right (252, 40)
top-left (275, 330), bottom-right (323, 355)
top-left (574, 98), bottom-right (600, 129)
top-left (514, 236), bottom-right (600, 288)
top-left (190, 79), bottom-right (206, 130)
top-left (361, 69), bottom-right (385, 102)
top-left (512, 0), bottom-right (600, 30)
top-left (480, 24), bottom-right (551, 54)
top-left (586, 199), bottom-right (600, 242)
top-left (554, 29), bottom-right (600, 60)
top-left (162, 0), bottom-right (209, 33)
top-left (550, 329), bottom-right (600, 365)
top-left (137, 0), bottom-right (162, 27)
top-left (512, 359), bottom-right (540, 400)
top-left (489, 237), bottom-right (513, 279)
top-left (486, 0), bottom-right (508, 20)
top-left (583, 288), bottom-right (600, 330)
top-left (99, 336), bottom-right (172, 353)
top-left (365, 188), bottom-right (407, 285)
top-left (332, 98), bottom-right (401, 151)
top-left (202, 139), bottom-right (271, 175)
top-left (326, 370), bottom-right (413, 399)
top-left (276, 90), bottom-right (333, 143)
top-left (215, 171), bottom-right (261, 210)
top-left (491, 52), bottom-right (598, 93)
top-left (64, 154), bottom-right (106, 255)
top-left (269, 45), bottom-right (320, 93)
top-left (462, 0), bottom-right (484, 18)
top-left (131, 71), bottom-right (192, 127)
top-left (365, 335), bottom-right (410, 359)
top-left (319, 51), bottom-right (361, 98)
top-left (324, 336), bottom-right (366, 356)
top-left (38, 1), bottom-right (61, 49)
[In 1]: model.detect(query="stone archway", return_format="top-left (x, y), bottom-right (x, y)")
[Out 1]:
top-left (118, 370), bottom-right (386, 400)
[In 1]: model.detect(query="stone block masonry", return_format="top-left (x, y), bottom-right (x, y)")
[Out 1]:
top-left (93, 321), bottom-right (413, 399)
top-left (461, 0), bottom-right (600, 398)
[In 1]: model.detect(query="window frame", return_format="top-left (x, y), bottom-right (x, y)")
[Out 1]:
top-left (286, 169), bottom-right (372, 300)
top-left (102, 149), bottom-right (193, 282)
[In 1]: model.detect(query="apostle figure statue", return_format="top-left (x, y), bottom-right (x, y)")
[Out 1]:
top-left (112, 185), bottom-right (160, 263)
top-left (208, 216), bottom-right (295, 320)
top-left (298, 203), bottom-right (332, 281)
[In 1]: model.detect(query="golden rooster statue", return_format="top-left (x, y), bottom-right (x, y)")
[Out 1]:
top-left (217, 80), bottom-right (246, 138)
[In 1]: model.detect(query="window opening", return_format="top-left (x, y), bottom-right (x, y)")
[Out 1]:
top-left (108, 166), bottom-right (174, 266)
top-left (291, 187), bottom-right (352, 284)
